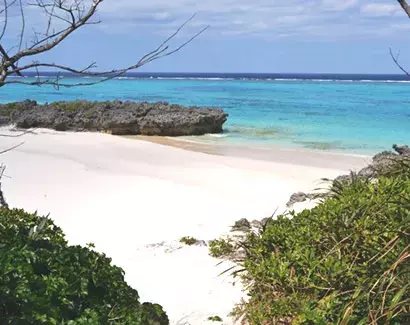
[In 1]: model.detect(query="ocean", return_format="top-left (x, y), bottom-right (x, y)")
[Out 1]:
top-left (1, 72), bottom-right (410, 154)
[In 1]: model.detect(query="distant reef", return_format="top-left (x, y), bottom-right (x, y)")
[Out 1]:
top-left (0, 100), bottom-right (228, 136)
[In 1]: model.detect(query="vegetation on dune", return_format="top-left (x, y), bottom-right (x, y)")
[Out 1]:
top-left (211, 157), bottom-right (410, 324)
top-left (209, 238), bottom-right (236, 258)
top-left (0, 208), bottom-right (169, 325)
top-left (179, 236), bottom-right (199, 246)
top-left (207, 315), bottom-right (223, 322)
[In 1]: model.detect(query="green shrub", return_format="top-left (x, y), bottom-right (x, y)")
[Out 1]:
top-left (179, 236), bottom-right (198, 246)
top-left (209, 238), bottom-right (235, 258)
top-left (216, 175), bottom-right (410, 324)
top-left (0, 208), bottom-right (168, 325)
top-left (207, 315), bottom-right (223, 322)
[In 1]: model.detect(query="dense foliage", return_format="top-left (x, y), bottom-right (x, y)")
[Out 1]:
top-left (212, 158), bottom-right (410, 324)
top-left (0, 208), bottom-right (168, 325)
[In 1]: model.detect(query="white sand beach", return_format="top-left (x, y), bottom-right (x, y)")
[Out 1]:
top-left (0, 128), bottom-right (370, 324)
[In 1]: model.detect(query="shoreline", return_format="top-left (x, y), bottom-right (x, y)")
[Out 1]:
top-left (128, 135), bottom-right (371, 171)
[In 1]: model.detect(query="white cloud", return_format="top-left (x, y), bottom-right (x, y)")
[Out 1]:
top-left (96, 0), bottom-right (334, 37)
top-left (321, 0), bottom-right (358, 11)
top-left (4, 0), bottom-right (410, 43)
top-left (360, 3), bottom-right (399, 16)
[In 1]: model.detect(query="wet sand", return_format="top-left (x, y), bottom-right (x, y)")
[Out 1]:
top-left (130, 135), bottom-right (371, 171)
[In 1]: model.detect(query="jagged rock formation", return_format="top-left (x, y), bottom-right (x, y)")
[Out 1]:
top-left (286, 144), bottom-right (410, 207)
top-left (392, 144), bottom-right (410, 156)
top-left (231, 218), bottom-right (252, 232)
top-left (0, 100), bottom-right (228, 136)
top-left (354, 144), bottom-right (410, 177)
top-left (286, 192), bottom-right (317, 208)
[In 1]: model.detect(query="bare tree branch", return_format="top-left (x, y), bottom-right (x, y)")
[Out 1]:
top-left (389, 48), bottom-right (410, 76)
top-left (0, 0), bottom-right (208, 87)
top-left (398, 0), bottom-right (410, 18)
top-left (0, 129), bottom-right (32, 137)
top-left (0, 142), bottom-right (24, 155)
top-left (0, 45), bottom-right (23, 77)
top-left (0, 141), bottom-right (25, 208)
top-left (9, 0), bottom-right (102, 62)
top-left (17, 0), bottom-right (25, 55)
top-left (0, 127), bottom-right (34, 208)
top-left (0, 0), bottom-right (18, 40)
top-left (4, 23), bottom-right (208, 87)
top-left (390, 1), bottom-right (410, 75)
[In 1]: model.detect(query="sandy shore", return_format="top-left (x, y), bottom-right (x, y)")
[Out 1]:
top-left (132, 135), bottom-right (369, 170)
top-left (0, 128), bottom-right (370, 324)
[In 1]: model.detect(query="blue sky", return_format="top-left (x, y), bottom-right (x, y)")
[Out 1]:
top-left (5, 0), bottom-right (410, 73)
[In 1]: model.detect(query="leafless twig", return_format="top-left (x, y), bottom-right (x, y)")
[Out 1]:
top-left (0, 129), bottom-right (31, 137)
top-left (0, 129), bottom-right (28, 208)
top-left (0, 164), bottom-right (7, 208)
top-left (0, 0), bottom-right (208, 88)
top-left (391, 1), bottom-right (410, 75)
top-left (389, 48), bottom-right (410, 76)
top-left (0, 142), bottom-right (24, 155)
top-left (398, 0), bottom-right (410, 18)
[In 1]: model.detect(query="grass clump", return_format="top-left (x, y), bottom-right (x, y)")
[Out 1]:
top-left (0, 208), bottom-right (168, 324)
top-left (179, 236), bottom-right (198, 246)
top-left (209, 238), bottom-right (235, 258)
top-left (207, 315), bottom-right (223, 322)
top-left (49, 100), bottom-right (95, 112)
top-left (5, 102), bottom-right (19, 110)
top-left (214, 158), bottom-right (410, 324)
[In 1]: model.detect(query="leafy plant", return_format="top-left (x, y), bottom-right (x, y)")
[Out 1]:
top-left (209, 238), bottom-right (235, 258)
top-left (0, 208), bottom-right (169, 324)
top-left (207, 315), bottom-right (223, 322)
top-left (179, 236), bottom-right (198, 246)
top-left (213, 160), bottom-right (410, 324)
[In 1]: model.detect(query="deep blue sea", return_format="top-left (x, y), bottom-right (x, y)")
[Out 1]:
top-left (1, 72), bottom-right (410, 154)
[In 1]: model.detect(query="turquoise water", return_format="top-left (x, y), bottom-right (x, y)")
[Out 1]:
top-left (1, 75), bottom-right (410, 154)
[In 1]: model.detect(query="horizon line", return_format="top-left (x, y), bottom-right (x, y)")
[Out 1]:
top-left (14, 71), bottom-right (409, 76)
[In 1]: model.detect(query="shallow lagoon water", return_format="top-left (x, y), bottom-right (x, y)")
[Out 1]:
top-left (2, 73), bottom-right (410, 154)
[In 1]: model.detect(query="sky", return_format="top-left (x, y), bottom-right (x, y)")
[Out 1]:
top-left (4, 0), bottom-right (410, 73)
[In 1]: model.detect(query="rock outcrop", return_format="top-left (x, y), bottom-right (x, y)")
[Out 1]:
top-left (231, 218), bottom-right (252, 232)
top-left (359, 144), bottom-right (410, 177)
top-left (392, 144), bottom-right (410, 156)
top-left (330, 144), bottom-right (410, 185)
top-left (286, 144), bottom-right (410, 207)
top-left (286, 192), bottom-right (316, 207)
top-left (0, 100), bottom-right (228, 136)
